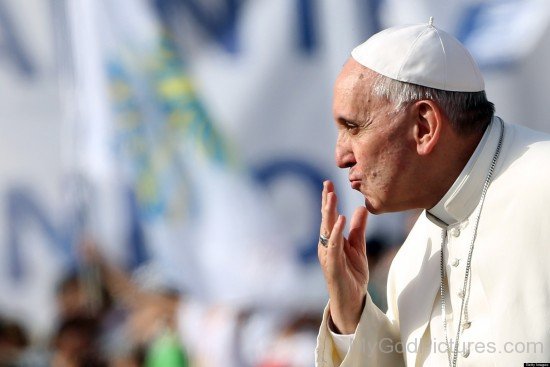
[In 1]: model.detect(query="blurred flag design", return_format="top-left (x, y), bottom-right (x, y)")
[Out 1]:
top-left (67, 0), bottom-right (303, 311)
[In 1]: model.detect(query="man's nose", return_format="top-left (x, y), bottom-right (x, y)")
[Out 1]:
top-left (335, 135), bottom-right (356, 168)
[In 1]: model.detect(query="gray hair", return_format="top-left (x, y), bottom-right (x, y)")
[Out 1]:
top-left (372, 73), bottom-right (494, 135)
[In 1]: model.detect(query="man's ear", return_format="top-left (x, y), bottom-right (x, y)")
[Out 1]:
top-left (411, 100), bottom-right (443, 156)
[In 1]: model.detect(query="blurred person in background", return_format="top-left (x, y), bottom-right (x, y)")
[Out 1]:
top-left (19, 239), bottom-right (188, 367)
top-left (316, 19), bottom-right (550, 366)
top-left (64, 240), bottom-right (325, 367)
top-left (364, 236), bottom-right (398, 313)
top-left (81, 241), bottom-right (187, 367)
top-left (55, 270), bottom-right (113, 321)
top-left (50, 315), bottom-right (106, 367)
top-left (0, 318), bottom-right (29, 366)
top-left (85, 240), bottom-right (329, 367)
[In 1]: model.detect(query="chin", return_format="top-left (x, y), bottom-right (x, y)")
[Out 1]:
top-left (364, 198), bottom-right (385, 215)
top-left (364, 195), bottom-right (403, 214)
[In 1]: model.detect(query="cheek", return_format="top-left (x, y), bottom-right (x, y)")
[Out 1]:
top-left (384, 147), bottom-right (414, 192)
top-left (372, 145), bottom-right (408, 188)
top-left (353, 133), bottom-right (409, 184)
top-left (355, 152), bottom-right (387, 189)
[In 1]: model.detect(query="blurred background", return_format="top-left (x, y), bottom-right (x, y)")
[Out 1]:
top-left (0, 0), bottom-right (549, 366)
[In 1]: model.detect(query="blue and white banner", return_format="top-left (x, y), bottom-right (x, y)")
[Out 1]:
top-left (0, 0), bottom-right (80, 336)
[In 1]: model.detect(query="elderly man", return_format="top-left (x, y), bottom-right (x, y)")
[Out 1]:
top-left (316, 19), bottom-right (550, 366)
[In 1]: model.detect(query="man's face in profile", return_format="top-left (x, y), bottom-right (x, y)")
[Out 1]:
top-left (332, 60), bottom-right (417, 214)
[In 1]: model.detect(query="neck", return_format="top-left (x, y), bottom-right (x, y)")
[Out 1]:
top-left (423, 130), bottom-right (485, 210)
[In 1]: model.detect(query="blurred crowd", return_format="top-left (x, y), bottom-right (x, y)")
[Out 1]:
top-left (0, 223), bottom-right (410, 367)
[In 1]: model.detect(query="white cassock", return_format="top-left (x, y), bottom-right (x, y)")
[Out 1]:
top-left (315, 117), bottom-right (550, 366)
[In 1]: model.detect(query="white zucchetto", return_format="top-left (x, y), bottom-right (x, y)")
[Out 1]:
top-left (351, 18), bottom-right (485, 92)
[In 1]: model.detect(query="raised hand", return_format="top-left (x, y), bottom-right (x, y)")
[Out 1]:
top-left (318, 180), bottom-right (369, 334)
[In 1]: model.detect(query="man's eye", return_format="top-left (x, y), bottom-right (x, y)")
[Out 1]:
top-left (344, 121), bottom-right (358, 130)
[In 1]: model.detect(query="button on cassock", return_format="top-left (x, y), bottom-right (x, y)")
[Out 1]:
top-left (451, 258), bottom-right (460, 267)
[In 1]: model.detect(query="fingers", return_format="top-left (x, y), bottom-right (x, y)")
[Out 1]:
top-left (321, 180), bottom-right (332, 209)
top-left (324, 192), bottom-right (338, 233)
top-left (348, 206), bottom-right (368, 254)
top-left (321, 180), bottom-right (334, 214)
top-left (320, 214), bottom-right (345, 276)
top-left (327, 215), bottom-right (346, 253)
top-left (320, 180), bottom-right (338, 238)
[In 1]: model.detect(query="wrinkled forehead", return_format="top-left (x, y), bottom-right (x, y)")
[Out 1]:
top-left (333, 60), bottom-right (380, 119)
top-left (334, 60), bottom-right (374, 93)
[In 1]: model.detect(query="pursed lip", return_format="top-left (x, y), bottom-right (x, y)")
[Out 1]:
top-left (349, 177), bottom-right (362, 189)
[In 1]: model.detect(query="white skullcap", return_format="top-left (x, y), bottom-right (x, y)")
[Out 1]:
top-left (351, 18), bottom-right (484, 92)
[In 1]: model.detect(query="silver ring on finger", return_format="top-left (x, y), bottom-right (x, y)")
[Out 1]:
top-left (319, 233), bottom-right (329, 248)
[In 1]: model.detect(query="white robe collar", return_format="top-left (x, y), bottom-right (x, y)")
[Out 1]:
top-left (427, 116), bottom-right (503, 227)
